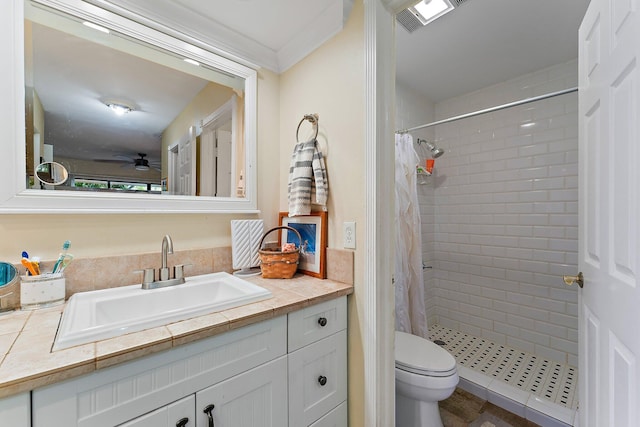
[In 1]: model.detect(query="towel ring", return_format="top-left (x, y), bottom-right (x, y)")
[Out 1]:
top-left (296, 114), bottom-right (319, 142)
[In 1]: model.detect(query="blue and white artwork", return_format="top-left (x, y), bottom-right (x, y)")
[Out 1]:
top-left (287, 223), bottom-right (317, 266)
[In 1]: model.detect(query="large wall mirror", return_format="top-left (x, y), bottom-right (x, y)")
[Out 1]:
top-left (0, 0), bottom-right (257, 213)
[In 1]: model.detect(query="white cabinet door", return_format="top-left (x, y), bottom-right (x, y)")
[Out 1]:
top-left (118, 395), bottom-right (195, 427)
top-left (195, 356), bottom-right (287, 427)
top-left (0, 392), bottom-right (30, 427)
top-left (308, 402), bottom-right (347, 427)
top-left (289, 330), bottom-right (347, 427)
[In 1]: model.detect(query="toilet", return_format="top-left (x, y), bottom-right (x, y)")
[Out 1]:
top-left (395, 331), bottom-right (459, 427)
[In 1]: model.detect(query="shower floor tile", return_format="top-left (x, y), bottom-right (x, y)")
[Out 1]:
top-left (429, 324), bottom-right (578, 411)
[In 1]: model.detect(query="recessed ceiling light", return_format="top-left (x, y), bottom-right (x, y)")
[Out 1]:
top-left (106, 103), bottom-right (132, 116)
top-left (83, 21), bottom-right (110, 34)
top-left (183, 58), bottom-right (200, 66)
top-left (410, 0), bottom-right (454, 26)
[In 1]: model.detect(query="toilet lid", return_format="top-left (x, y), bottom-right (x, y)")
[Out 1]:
top-left (395, 331), bottom-right (457, 377)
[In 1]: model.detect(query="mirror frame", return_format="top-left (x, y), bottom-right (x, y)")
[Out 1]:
top-left (0, 0), bottom-right (258, 214)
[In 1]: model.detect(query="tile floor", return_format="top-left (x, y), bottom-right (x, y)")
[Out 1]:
top-left (430, 325), bottom-right (578, 426)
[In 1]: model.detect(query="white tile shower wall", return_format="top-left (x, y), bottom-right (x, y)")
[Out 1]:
top-left (396, 82), bottom-right (438, 325)
top-left (431, 60), bottom-right (579, 366)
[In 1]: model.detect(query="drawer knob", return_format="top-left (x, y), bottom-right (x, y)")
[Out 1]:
top-left (318, 317), bottom-right (328, 327)
top-left (176, 418), bottom-right (189, 427)
top-left (318, 375), bottom-right (327, 386)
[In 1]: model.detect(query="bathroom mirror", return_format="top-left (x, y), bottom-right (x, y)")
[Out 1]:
top-left (35, 162), bottom-right (69, 186)
top-left (0, 0), bottom-right (257, 213)
top-left (0, 263), bottom-right (18, 288)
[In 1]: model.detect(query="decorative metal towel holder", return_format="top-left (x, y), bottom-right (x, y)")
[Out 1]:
top-left (296, 113), bottom-right (319, 142)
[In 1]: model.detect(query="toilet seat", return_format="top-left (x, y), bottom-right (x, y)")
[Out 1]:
top-left (395, 331), bottom-right (457, 377)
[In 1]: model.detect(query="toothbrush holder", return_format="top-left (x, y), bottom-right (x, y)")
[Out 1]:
top-left (20, 272), bottom-right (65, 310)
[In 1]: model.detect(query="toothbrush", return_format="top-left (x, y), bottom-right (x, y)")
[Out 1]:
top-left (52, 240), bottom-right (71, 274)
top-left (21, 257), bottom-right (38, 276)
top-left (57, 254), bottom-right (74, 273)
top-left (31, 256), bottom-right (41, 275)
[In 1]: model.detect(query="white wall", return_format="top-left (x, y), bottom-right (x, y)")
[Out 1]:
top-left (431, 60), bottom-right (579, 366)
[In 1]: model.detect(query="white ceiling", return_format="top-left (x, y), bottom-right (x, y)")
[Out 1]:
top-left (127, 0), bottom-right (590, 103)
top-left (396, 0), bottom-right (591, 103)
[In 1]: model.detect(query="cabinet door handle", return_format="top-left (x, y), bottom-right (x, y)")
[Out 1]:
top-left (176, 417), bottom-right (189, 427)
top-left (318, 375), bottom-right (327, 386)
top-left (318, 317), bottom-right (328, 327)
top-left (203, 404), bottom-right (215, 427)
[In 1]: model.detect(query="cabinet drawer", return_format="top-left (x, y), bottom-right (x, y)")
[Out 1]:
top-left (118, 395), bottom-right (194, 427)
top-left (289, 330), bottom-right (347, 426)
top-left (309, 402), bottom-right (347, 427)
top-left (288, 297), bottom-right (346, 352)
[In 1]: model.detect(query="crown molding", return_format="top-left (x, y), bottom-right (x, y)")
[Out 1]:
top-left (87, 0), bottom-right (355, 74)
top-left (277, 0), bottom-right (354, 72)
top-left (84, 0), bottom-right (273, 70)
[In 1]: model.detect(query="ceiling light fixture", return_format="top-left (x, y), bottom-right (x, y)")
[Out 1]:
top-left (82, 21), bottom-right (110, 34)
top-left (134, 154), bottom-right (150, 171)
top-left (410, 0), bottom-right (454, 26)
top-left (106, 103), bottom-right (132, 116)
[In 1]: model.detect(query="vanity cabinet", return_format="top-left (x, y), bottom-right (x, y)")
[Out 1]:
top-left (32, 316), bottom-right (287, 427)
top-left (30, 296), bottom-right (347, 427)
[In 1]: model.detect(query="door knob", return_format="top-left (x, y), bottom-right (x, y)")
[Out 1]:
top-left (563, 272), bottom-right (584, 288)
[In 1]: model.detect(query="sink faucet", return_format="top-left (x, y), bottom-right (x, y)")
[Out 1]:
top-left (160, 235), bottom-right (174, 281)
top-left (140, 234), bottom-right (186, 290)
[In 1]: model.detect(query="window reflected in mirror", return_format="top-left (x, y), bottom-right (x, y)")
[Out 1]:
top-left (24, 2), bottom-right (246, 198)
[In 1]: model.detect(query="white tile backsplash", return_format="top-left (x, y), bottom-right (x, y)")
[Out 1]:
top-left (398, 59), bottom-right (579, 366)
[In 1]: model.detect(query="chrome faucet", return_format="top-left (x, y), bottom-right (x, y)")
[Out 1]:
top-left (160, 235), bottom-right (174, 281)
top-left (140, 234), bottom-right (186, 290)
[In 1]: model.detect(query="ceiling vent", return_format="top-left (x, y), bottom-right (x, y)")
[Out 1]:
top-left (396, 9), bottom-right (424, 33)
top-left (397, 0), bottom-right (470, 33)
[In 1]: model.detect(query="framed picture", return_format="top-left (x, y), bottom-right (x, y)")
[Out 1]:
top-left (278, 211), bottom-right (328, 279)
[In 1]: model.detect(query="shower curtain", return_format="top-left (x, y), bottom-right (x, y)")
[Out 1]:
top-left (394, 133), bottom-right (428, 338)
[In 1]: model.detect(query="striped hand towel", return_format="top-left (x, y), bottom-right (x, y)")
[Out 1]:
top-left (288, 139), bottom-right (328, 216)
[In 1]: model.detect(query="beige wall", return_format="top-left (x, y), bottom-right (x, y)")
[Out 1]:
top-left (279, 1), bottom-right (365, 425)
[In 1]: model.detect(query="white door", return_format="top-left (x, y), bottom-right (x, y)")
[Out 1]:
top-left (216, 129), bottom-right (232, 197)
top-left (178, 126), bottom-right (197, 196)
top-left (578, 0), bottom-right (640, 426)
top-left (199, 128), bottom-right (216, 197)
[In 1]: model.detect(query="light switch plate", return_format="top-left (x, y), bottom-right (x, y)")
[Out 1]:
top-left (343, 221), bottom-right (356, 249)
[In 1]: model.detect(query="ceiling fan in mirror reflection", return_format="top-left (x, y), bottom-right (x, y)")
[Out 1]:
top-left (93, 153), bottom-right (161, 171)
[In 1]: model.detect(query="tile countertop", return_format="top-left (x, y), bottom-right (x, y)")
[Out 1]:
top-left (0, 274), bottom-right (353, 399)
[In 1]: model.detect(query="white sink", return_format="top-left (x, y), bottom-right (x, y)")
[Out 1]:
top-left (53, 272), bottom-right (272, 351)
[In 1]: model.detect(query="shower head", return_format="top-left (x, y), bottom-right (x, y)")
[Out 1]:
top-left (421, 140), bottom-right (445, 158)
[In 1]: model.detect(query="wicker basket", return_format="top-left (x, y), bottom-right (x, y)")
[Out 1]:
top-left (258, 226), bottom-right (302, 279)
